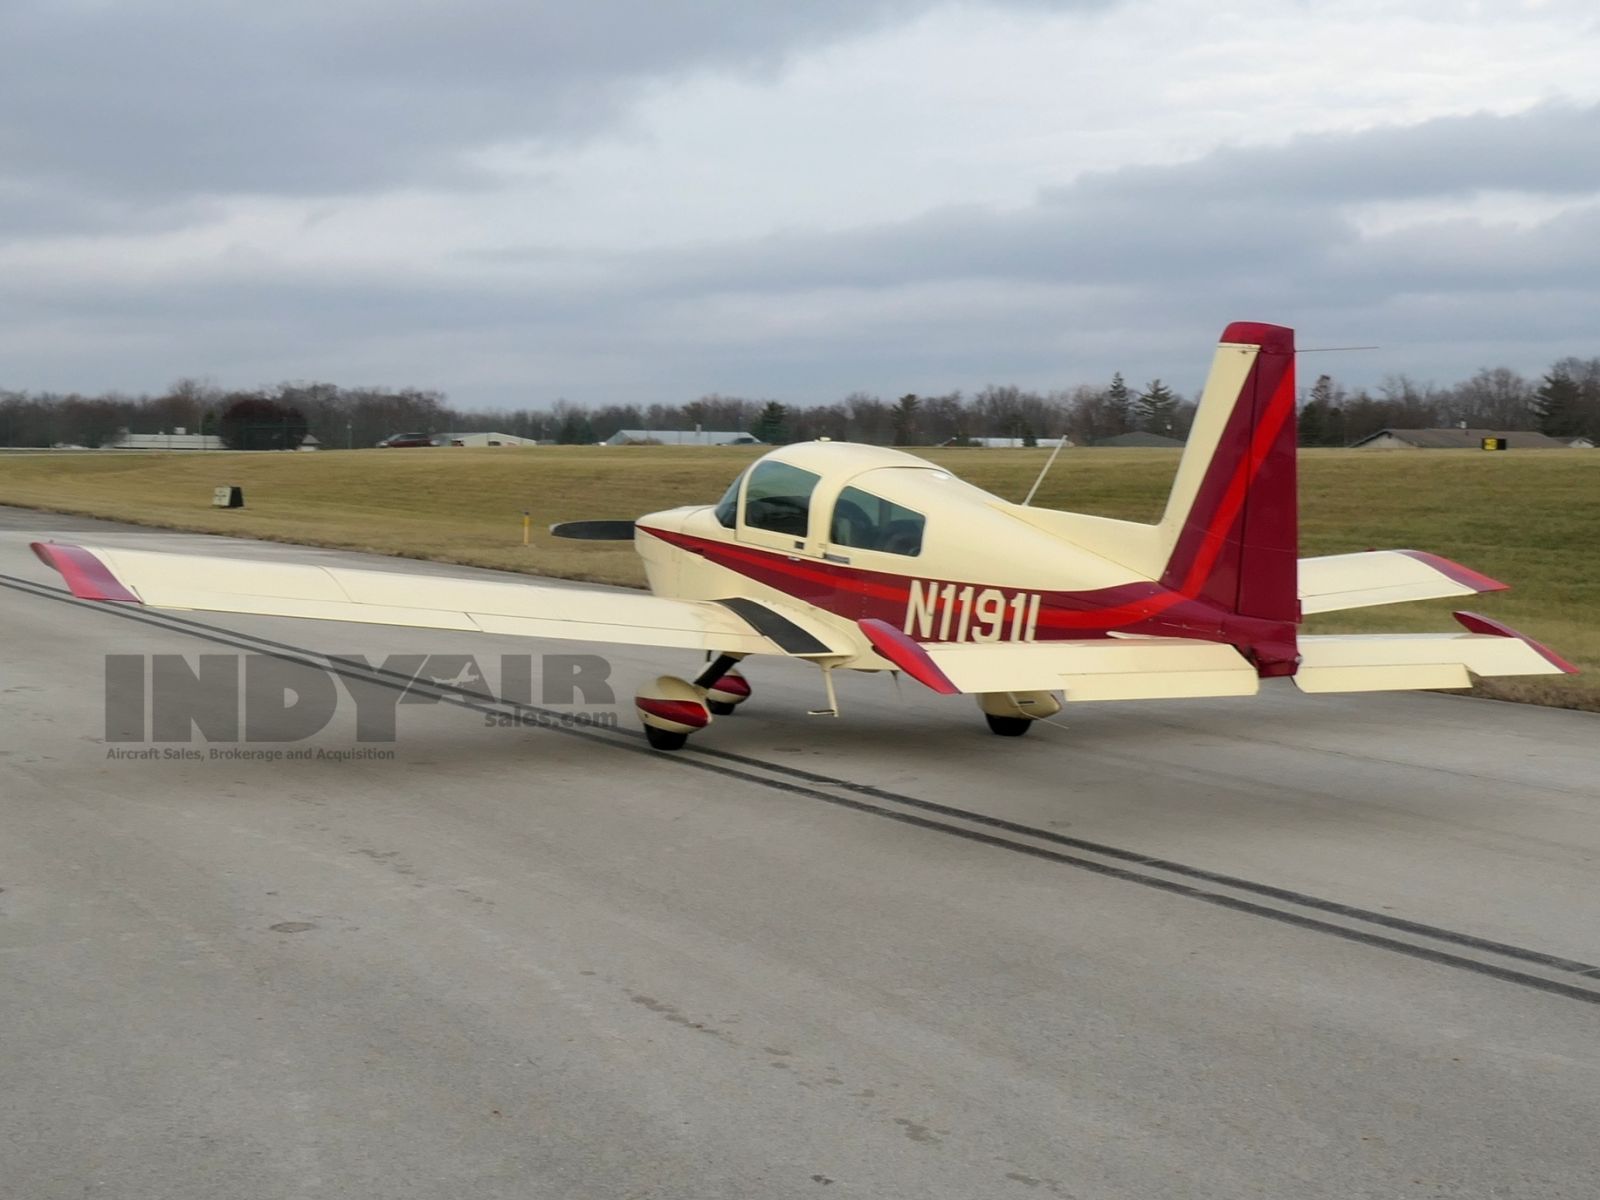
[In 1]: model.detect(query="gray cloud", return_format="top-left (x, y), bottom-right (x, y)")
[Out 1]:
top-left (2, 8), bottom-right (1596, 406)
top-left (1, 0), bottom-right (1104, 222)
top-left (581, 101), bottom-right (1600, 300)
top-left (1069, 103), bottom-right (1600, 206)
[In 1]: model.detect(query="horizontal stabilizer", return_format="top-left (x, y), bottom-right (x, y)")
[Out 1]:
top-left (1299, 549), bottom-right (1505, 614)
top-left (1295, 612), bottom-right (1575, 693)
top-left (859, 620), bottom-right (1259, 701)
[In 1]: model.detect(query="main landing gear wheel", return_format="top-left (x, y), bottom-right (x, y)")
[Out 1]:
top-left (984, 713), bottom-right (1034, 737)
top-left (635, 675), bottom-right (712, 753)
top-left (976, 690), bottom-right (1060, 738)
top-left (644, 724), bottom-right (691, 751)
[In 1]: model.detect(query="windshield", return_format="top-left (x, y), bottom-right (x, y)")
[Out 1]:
top-left (743, 461), bottom-right (820, 537)
top-left (713, 471), bottom-right (744, 529)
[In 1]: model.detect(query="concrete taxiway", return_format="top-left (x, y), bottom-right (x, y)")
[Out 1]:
top-left (2, 506), bottom-right (1597, 1199)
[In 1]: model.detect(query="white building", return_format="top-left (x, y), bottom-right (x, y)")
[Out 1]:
top-left (109, 430), bottom-right (224, 450)
top-left (603, 429), bottom-right (763, 446)
top-left (439, 432), bottom-right (539, 447)
top-left (942, 436), bottom-right (1072, 449)
top-left (1349, 428), bottom-right (1588, 450)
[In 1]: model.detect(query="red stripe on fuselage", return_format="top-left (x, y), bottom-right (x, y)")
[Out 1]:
top-left (640, 526), bottom-right (1285, 646)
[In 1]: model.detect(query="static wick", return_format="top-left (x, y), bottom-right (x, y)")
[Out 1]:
top-left (1299, 345), bottom-right (1381, 353)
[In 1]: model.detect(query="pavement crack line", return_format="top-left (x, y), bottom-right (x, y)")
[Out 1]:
top-left (4, 568), bottom-right (1598, 1009)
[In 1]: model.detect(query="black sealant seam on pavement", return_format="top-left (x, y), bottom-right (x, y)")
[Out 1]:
top-left (5, 568), bottom-right (1599, 1009)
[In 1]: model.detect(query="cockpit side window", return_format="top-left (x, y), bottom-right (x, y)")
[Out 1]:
top-left (713, 471), bottom-right (745, 529)
top-left (830, 485), bottom-right (925, 556)
top-left (743, 461), bottom-right (820, 537)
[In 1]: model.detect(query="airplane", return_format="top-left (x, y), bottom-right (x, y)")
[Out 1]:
top-left (30, 321), bottom-right (1574, 751)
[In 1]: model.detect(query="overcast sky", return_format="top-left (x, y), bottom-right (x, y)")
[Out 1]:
top-left (3, 0), bottom-right (1598, 407)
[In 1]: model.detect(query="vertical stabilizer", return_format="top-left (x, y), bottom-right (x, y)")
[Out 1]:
top-left (1157, 322), bottom-right (1298, 627)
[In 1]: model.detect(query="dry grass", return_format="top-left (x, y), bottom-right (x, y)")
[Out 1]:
top-left (3, 445), bottom-right (1595, 709)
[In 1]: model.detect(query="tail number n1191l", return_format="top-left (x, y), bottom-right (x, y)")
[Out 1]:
top-left (904, 580), bottom-right (1041, 643)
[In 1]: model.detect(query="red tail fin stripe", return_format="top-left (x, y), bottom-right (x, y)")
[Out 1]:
top-left (1174, 363), bottom-right (1297, 597)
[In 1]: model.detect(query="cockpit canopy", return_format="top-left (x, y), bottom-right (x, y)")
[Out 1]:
top-left (713, 454), bottom-right (927, 557)
top-left (829, 485), bottom-right (924, 556)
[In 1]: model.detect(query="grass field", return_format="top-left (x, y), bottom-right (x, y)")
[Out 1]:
top-left (3, 445), bottom-right (1596, 709)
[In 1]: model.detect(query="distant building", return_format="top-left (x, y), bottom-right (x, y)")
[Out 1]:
top-left (941, 436), bottom-right (1072, 449)
top-left (603, 429), bottom-right (763, 446)
top-left (108, 430), bottom-right (223, 450)
top-left (1349, 427), bottom-right (1588, 450)
top-left (1092, 431), bottom-right (1185, 448)
top-left (440, 431), bottom-right (539, 447)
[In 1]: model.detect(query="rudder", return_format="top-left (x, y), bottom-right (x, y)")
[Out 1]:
top-left (1157, 322), bottom-right (1298, 626)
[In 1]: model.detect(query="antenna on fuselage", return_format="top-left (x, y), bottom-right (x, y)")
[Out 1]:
top-left (1021, 434), bottom-right (1069, 507)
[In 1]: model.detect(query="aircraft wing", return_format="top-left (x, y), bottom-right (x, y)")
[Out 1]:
top-left (859, 620), bottom-right (1260, 701)
top-left (1298, 549), bottom-right (1506, 614)
top-left (30, 542), bottom-right (843, 658)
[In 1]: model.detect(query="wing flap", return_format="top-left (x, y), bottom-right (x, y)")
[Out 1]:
top-left (1299, 549), bottom-right (1506, 614)
top-left (31, 542), bottom-right (823, 656)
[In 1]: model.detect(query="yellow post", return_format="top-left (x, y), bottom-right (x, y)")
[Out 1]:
top-left (522, 510), bottom-right (531, 546)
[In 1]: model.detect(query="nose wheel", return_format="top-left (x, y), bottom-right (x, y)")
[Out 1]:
top-left (695, 653), bottom-right (751, 717)
top-left (705, 666), bottom-right (750, 715)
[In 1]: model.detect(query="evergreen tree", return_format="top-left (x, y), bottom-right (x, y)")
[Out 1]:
top-left (1535, 370), bottom-right (1584, 438)
top-left (218, 395), bottom-right (308, 450)
top-left (891, 394), bottom-right (920, 445)
top-left (1300, 373), bottom-right (1333, 447)
top-left (1135, 379), bottom-right (1178, 434)
top-left (1105, 372), bottom-right (1132, 434)
top-left (556, 410), bottom-right (595, 444)
top-left (752, 401), bottom-right (789, 444)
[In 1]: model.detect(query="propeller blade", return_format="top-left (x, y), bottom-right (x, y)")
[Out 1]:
top-left (549, 519), bottom-right (637, 541)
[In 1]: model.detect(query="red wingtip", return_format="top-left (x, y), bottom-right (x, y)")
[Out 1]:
top-left (1396, 550), bottom-right (1508, 595)
top-left (858, 618), bottom-right (961, 695)
top-left (1453, 611), bottom-right (1578, 674)
top-left (29, 542), bottom-right (141, 603)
